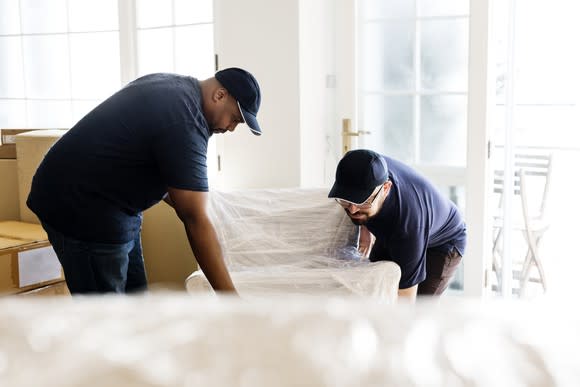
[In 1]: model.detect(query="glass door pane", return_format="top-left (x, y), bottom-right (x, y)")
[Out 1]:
top-left (420, 95), bottom-right (467, 166)
top-left (361, 95), bottom-right (414, 163)
top-left (420, 19), bottom-right (469, 92)
top-left (357, 1), bottom-right (470, 294)
top-left (492, 0), bottom-right (580, 298)
top-left (360, 21), bottom-right (415, 91)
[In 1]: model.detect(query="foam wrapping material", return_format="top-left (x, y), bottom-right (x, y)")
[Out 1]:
top-left (0, 294), bottom-right (578, 387)
top-left (186, 188), bottom-right (401, 301)
top-left (15, 130), bottom-right (68, 224)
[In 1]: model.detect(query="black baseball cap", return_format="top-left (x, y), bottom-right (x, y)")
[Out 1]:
top-left (215, 67), bottom-right (262, 135)
top-left (328, 149), bottom-right (389, 204)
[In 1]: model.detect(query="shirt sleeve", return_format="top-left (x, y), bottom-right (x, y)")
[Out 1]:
top-left (151, 121), bottom-right (209, 191)
top-left (387, 235), bottom-right (427, 288)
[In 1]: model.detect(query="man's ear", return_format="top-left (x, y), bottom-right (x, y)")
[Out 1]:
top-left (213, 87), bottom-right (228, 102)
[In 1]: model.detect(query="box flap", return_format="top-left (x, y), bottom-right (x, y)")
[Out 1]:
top-left (0, 221), bottom-right (48, 242)
top-left (0, 237), bottom-right (27, 250)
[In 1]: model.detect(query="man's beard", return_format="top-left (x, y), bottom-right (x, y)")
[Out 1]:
top-left (345, 209), bottom-right (371, 226)
top-left (349, 217), bottom-right (366, 226)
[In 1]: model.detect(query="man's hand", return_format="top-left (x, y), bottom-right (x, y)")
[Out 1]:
top-left (358, 225), bottom-right (375, 258)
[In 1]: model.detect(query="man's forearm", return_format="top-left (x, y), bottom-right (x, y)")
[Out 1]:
top-left (398, 284), bottom-right (418, 302)
top-left (358, 225), bottom-right (375, 257)
top-left (183, 218), bottom-right (237, 293)
top-left (167, 187), bottom-right (236, 293)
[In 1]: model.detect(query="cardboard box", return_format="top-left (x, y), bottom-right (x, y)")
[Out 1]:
top-left (0, 159), bottom-right (19, 220)
top-left (1, 129), bottom-right (34, 145)
top-left (16, 129), bottom-right (68, 223)
top-left (19, 281), bottom-right (70, 296)
top-left (0, 221), bottom-right (64, 295)
top-left (0, 129), bottom-right (66, 159)
top-left (0, 144), bottom-right (16, 159)
top-left (0, 129), bottom-right (34, 159)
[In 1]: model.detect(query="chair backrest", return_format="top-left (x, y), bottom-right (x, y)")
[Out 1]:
top-left (518, 167), bottom-right (536, 239)
top-left (207, 188), bottom-right (359, 269)
top-left (493, 151), bottom-right (553, 220)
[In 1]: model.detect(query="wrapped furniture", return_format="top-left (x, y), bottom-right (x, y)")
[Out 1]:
top-left (185, 188), bottom-right (401, 301)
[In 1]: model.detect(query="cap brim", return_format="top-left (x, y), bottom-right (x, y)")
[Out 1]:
top-left (328, 182), bottom-right (375, 204)
top-left (240, 105), bottom-right (261, 136)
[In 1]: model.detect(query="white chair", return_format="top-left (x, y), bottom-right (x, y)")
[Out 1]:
top-left (492, 151), bottom-right (552, 296)
top-left (185, 188), bottom-right (401, 301)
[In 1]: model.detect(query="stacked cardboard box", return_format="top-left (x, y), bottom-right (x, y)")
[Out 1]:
top-left (0, 220), bottom-right (66, 295)
top-left (0, 129), bottom-right (36, 159)
top-left (15, 129), bottom-right (68, 223)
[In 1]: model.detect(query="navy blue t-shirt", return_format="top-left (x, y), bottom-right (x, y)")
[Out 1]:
top-left (366, 156), bottom-right (467, 289)
top-left (27, 73), bottom-right (210, 243)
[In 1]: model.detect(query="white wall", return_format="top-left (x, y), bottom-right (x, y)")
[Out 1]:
top-left (298, 0), bottom-right (332, 188)
top-left (213, 0), bottom-right (301, 189)
top-left (213, 0), bottom-right (351, 190)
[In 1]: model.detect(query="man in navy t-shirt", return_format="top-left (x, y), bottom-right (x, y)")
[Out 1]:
top-left (27, 67), bottom-right (263, 294)
top-left (328, 149), bottom-right (466, 301)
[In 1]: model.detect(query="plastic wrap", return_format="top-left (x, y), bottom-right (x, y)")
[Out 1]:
top-left (185, 188), bottom-right (401, 300)
top-left (1, 294), bottom-right (578, 387)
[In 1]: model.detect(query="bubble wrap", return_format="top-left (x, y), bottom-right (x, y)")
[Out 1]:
top-left (0, 294), bottom-right (578, 387)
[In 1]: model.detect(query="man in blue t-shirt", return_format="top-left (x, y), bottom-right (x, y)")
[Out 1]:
top-left (27, 67), bottom-right (263, 295)
top-left (328, 149), bottom-right (466, 301)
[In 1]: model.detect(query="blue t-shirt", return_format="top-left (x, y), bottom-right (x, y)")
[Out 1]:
top-left (366, 156), bottom-right (467, 289)
top-left (27, 73), bottom-right (211, 243)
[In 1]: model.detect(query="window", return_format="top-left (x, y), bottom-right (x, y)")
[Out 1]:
top-left (357, 0), bottom-right (469, 167)
top-left (136, 0), bottom-right (214, 78)
top-left (0, 0), bottom-right (215, 129)
top-left (0, 0), bottom-right (120, 128)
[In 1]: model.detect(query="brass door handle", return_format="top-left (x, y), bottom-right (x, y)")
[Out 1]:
top-left (341, 119), bottom-right (371, 155)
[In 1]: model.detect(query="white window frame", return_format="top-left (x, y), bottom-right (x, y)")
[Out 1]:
top-left (119, 0), bottom-right (138, 84)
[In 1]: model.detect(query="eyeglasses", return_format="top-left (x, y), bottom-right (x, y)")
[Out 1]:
top-left (335, 185), bottom-right (383, 209)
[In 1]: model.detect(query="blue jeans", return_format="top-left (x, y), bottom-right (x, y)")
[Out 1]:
top-left (42, 222), bottom-right (148, 294)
